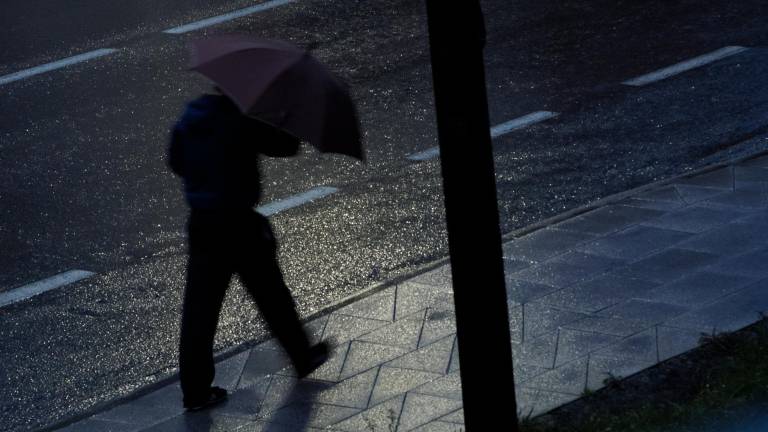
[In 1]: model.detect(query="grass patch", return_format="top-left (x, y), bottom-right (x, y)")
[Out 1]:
top-left (522, 316), bottom-right (768, 432)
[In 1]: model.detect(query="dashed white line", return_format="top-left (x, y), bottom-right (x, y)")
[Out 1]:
top-left (406, 110), bottom-right (560, 161)
top-left (0, 187), bottom-right (333, 308)
top-left (164, 0), bottom-right (297, 34)
top-left (0, 49), bottom-right (118, 86)
top-left (407, 147), bottom-right (442, 162)
top-left (0, 270), bottom-right (95, 308)
top-left (623, 46), bottom-right (748, 87)
top-left (256, 186), bottom-right (339, 216)
top-left (2, 0), bottom-right (296, 83)
top-left (490, 111), bottom-right (559, 138)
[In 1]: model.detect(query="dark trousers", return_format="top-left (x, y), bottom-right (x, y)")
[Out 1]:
top-left (179, 209), bottom-right (311, 402)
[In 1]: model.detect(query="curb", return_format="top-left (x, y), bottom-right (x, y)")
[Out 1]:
top-left (501, 149), bottom-right (768, 242)
top-left (40, 148), bottom-right (768, 431)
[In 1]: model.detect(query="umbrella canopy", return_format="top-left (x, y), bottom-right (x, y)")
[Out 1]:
top-left (189, 35), bottom-right (363, 160)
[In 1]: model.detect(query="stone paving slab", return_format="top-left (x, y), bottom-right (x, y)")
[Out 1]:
top-left (553, 205), bottom-right (664, 236)
top-left (552, 328), bottom-right (621, 367)
top-left (641, 205), bottom-right (747, 233)
top-left (630, 185), bottom-right (686, 204)
top-left (674, 185), bottom-right (731, 205)
top-left (666, 281), bottom-right (768, 334)
top-left (675, 166), bottom-right (734, 189)
top-left (54, 418), bottom-right (140, 432)
top-left (504, 278), bottom-right (559, 305)
top-left (586, 352), bottom-right (658, 392)
top-left (634, 272), bottom-right (757, 307)
top-left (676, 221), bottom-right (768, 255)
top-left (91, 403), bottom-right (180, 429)
top-left (508, 252), bottom-right (624, 289)
top-left (55, 155), bottom-right (768, 431)
top-left (533, 274), bottom-right (659, 313)
top-left (736, 165), bottom-right (768, 182)
top-left (618, 196), bottom-right (687, 212)
top-left (594, 328), bottom-right (659, 363)
top-left (522, 303), bottom-right (590, 341)
top-left (702, 188), bottom-right (768, 210)
top-left (657, 325), bottom-right (706, 362)
top-left (523, 358), bottom-right (590, 396)
top-left (575, 225), bottom-right (694, 261)
top-left (711, 248), bottom-right (768, 278)
top-left (615, 248), bottom-right (721, 283)
top-left (561, 315), bottom-right (651, 338)
top-left (502, 229), bottom-right (596, 263)
top-left (513, 332), bottom-right (558, 369)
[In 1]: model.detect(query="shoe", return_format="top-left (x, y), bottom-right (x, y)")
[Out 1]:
top-left (184, 386), bottom-right (228, 411)
top-left (296, 342), bottom-right (330, 379)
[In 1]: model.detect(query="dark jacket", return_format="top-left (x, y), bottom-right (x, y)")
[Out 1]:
top-left (169, 94), bottom-right (300, 210)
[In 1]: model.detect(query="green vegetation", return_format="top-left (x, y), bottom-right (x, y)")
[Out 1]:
top-left (522, 317), bottom-right (768, 432)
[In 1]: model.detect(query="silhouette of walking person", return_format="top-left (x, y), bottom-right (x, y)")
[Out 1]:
top-left (168, 90), bottom-right (328, 411)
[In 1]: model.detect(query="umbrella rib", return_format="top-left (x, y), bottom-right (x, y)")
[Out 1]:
top-left (195, 50), bottom-right (306, 114)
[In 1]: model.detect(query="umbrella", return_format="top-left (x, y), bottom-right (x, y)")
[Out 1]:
top-left (189, 35), bottom-right (363, 161)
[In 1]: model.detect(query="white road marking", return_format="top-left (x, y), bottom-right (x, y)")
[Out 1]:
top-left (407, 147), bottom-right (441, 162)
top-left (164, 0), bottom-right (297, 34)
top-left (406, 110), bottom-right (560, 161)
top-left (1, 0), bottom-right (293, 84)
top-left (0, 270), bottom-right (95, 308)
top-left (490, 111), bottom-right (559, 138)
top-left (0, 49), bottom-right (118, 86)
top-left (256, 186), bottom-right (339, 216)
top-left (623, 46), bottom-right (748, 87)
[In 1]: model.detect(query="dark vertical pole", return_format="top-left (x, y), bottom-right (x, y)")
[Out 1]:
top-left (424, 1), bottom-right (519, 431)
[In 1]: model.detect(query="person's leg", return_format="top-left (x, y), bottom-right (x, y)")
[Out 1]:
top-left (236, 212), bottom-right (323, 374)
top-left (179, 213), bottom-right (232, 405)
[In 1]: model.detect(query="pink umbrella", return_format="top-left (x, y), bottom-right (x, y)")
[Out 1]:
top-left (189, 35), bottom-right (363, 161)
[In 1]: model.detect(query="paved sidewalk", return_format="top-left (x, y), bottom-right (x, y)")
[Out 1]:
top-left (55, 153), bottom-right (768, 432)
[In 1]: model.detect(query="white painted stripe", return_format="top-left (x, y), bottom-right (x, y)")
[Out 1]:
top-left (490, 111), bottom-right (559, 138)
top-left (164, 0), bottom-right (297, 34)
top-left (406, 111), bottom-right (559, 161)
top-left (623, 46), bottom-right (748, 87)
top-left (407, 147), bottom-right (441, 162)
top-left (256, 186), bottom-right (339, 216)
top-left (0, 270), bottom-right (95, 307)
top-left (0, 49), bottom-right (117, 86)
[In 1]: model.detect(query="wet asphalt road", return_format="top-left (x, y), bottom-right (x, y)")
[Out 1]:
top-left (1, 0), bottom-right (768, 430)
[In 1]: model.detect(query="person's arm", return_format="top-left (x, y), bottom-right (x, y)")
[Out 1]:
top-left (242, 116), bottom-right (301, 157)
top-left (168, 126), bottom-right (185, 176)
